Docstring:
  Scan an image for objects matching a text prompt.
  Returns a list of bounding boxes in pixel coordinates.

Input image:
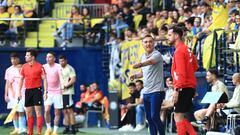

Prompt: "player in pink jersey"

[4,53,27,135]
[43,52,63,135]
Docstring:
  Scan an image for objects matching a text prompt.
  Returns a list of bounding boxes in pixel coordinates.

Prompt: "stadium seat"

[91,18,104,28]
[25,38,38,48]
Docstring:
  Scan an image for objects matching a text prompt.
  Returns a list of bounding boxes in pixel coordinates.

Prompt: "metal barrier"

[55,4,109,18]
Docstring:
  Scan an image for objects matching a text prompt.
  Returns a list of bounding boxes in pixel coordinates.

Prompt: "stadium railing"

[55,4,109,18]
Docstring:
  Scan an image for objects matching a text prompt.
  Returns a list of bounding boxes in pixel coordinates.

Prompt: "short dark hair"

[58,55,67,60]
[47,51,56,57]
[160,24,168,32]
[10,52,20,58]
[169,25,184,38]
[27,48,38,58]
[185,17,195,26]
[208,68,218,78]
[128,82,136,87]
[135,80,143,85]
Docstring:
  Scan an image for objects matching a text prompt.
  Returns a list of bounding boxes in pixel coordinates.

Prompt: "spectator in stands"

[226,10,239,32]
[155,24,168,42]
[21,0,37,18]
[122,5,134,28]
[172,10,179,22]
[221,73,240,113]
[153,10,161,28]
[5,5,24,47]
[133,80,145,132]
[196,16,212,38]
[184,17,195,36]
[124,28,133,41]
[53,5,83,47]
[192,68,229,130]
[82,7,90,21]
[191,4,198,17]
[119,82,139,132]
[133,0,150,27]
[228,0,239,15]
[160,77,174,123]
[7,0,21,14]
[204,0,229,31]
[183,7,192,21]
[177,7,185,22]
[0,5,9,45]
[192,17,202,36]
[114,12,129,38]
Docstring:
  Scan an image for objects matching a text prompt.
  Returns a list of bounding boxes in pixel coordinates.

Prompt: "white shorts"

[44,94,63,109]
[7,98,25,112]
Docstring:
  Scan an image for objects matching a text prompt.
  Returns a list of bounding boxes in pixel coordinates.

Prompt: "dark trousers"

[143,91,165,135]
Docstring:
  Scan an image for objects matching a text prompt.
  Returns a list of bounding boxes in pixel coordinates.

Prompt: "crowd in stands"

[0,0,37,47]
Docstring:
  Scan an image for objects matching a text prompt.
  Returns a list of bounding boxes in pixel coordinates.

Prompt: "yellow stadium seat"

[27,32,37,38]
[91,18,104,28]
[133,14,143,30]
[39,38,55,48]
[25,38,38,48]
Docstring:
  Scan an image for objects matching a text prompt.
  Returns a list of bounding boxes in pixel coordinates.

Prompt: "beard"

[168,40,175,46]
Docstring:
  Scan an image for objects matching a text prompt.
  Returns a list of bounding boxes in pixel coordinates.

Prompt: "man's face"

[167,29,177,46]
[46,53,55,65]
[59,58,67,67]
[136,82,143,91]
[142,36,154,54]
[92,83,98,90]
[128,86,135,93]
[166,78,173,89]
[25,52,32,62]
[11,57,20,66]
[206,71,214,83]
[194,18,201,27]
[80,85,86,92]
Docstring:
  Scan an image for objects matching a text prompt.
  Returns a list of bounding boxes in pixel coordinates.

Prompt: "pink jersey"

[5,65,25,98]
[43,63,62,95]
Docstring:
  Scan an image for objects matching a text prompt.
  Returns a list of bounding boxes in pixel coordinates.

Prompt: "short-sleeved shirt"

[43,63,62,95]
[20,62,45,89]
[211,80,229,97]
[5,65,25,97]
[165,88,174,101]
[130,90,140,104]
[61,64,76,95]
[141,50,164,94]
[140,89,145,99]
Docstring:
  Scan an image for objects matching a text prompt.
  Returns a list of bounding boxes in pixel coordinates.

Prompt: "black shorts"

[174,88,195,113]
[25,87,43,107]
[63,95,74,109]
